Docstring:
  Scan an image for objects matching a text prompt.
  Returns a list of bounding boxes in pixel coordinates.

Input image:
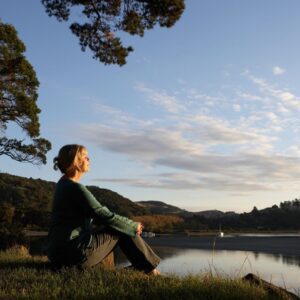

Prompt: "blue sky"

[1,0,300,213]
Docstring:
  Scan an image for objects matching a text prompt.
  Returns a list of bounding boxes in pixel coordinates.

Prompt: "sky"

[1,0,300,213]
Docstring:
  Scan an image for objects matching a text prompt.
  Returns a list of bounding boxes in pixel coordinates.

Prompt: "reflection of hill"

[114,244,182,266]
[151,246,185,260]
[252,251,300,267]
[256,252,300,267]
[281,255,300,267]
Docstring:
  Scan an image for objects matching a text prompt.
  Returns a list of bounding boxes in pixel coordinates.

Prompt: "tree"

[251,206,259,215]
[42,0,185,66]
[133,214,183,232]
[0,22,51,164]
[0,201,15,225]
[0,201,28,250]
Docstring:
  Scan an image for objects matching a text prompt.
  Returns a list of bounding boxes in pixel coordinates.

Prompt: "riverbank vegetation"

[0,247,293,300]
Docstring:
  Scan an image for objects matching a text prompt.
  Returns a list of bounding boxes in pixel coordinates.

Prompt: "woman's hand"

[136,222,144,235]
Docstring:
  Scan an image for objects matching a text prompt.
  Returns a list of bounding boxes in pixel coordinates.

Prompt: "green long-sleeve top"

[48,178,138,255]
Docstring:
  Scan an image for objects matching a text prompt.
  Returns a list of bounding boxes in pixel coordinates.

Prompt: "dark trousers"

[81,230,160,272]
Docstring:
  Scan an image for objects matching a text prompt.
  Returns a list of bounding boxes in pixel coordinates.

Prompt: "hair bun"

[53,156,59,171]
[53,144,86,175]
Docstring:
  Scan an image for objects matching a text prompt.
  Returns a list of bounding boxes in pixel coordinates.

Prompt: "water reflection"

[246,251,300,267]
[28,236,300,291]
[115,247,300,291]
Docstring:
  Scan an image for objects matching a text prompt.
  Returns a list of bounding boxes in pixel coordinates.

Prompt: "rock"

[243,273,299,300]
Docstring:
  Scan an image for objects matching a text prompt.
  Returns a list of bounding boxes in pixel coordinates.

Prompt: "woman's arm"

[77,183,138,237]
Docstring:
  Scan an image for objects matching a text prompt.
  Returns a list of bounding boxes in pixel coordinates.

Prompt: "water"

[29,234,300,293]
[233,233,300,237]
[116,246,300,293]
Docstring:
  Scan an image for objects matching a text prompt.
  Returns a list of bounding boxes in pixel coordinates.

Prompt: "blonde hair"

[53,144,87,176]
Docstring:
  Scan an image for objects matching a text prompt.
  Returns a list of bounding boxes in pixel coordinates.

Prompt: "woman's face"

[80,148,90,173]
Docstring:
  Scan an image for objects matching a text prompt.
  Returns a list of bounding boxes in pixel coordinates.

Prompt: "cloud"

[189,114,271,146]
[74,71,300,194]
[78,110,273,160]
[135,83,184,113]
[235,90,266,102]
[75,115,300,193]
[233,104,241,112]
[78,123,205,160]
[93,175,272,191]
[246,73,300,111]
[272,66,286,76]
[286,146,300,156]
[154,153,300,180]
[93,155,300,192]
[92,102,134,124]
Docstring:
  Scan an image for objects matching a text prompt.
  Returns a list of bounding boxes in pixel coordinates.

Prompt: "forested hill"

[136,200,300,231]
[137,201,238,219]
[0,172,148,230]
[137,200,191,216]
[1,172,300,233]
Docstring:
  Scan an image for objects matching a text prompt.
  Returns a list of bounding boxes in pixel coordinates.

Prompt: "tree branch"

[89,0,102,20]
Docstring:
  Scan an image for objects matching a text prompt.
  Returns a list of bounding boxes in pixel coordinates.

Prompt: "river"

[115,234,300,293]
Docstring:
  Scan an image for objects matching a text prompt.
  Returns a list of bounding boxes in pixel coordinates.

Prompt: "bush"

[0,226,28,251]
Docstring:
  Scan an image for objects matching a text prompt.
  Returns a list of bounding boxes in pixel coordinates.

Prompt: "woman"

[47,144,160,274]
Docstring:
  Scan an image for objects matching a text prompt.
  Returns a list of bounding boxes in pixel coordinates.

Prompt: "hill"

[137,199,300,232]
[194,210,239,219]
[0,172,148,230]
[1,172,300,233]
[136,201,238,219]
[137,200,191,216]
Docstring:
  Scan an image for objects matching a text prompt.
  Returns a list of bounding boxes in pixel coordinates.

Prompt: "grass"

[0,247,295,300]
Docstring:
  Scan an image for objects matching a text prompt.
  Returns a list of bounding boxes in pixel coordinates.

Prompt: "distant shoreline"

[147,235,300,257]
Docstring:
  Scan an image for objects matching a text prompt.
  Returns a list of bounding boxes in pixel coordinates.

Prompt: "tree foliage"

[41,0,185,65]
[0,201,28,250]
[0,22,51,164]
[0,201,15,225]
[133,214,183,233]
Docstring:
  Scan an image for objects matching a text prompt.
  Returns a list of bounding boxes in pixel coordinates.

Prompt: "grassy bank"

[0,248,295,300]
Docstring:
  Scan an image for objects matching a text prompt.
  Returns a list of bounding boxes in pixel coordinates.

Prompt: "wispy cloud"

[93,154,300,192]
[135,83,184,113]
[247,72,300,111]
[74,70,300,194]
[233,104,241,112]
[77,123,205,160]
[272,66,286,76]
[235,90,266,102]
[93,174,272,191]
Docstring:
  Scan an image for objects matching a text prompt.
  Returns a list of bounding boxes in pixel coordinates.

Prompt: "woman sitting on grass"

[47,144,160,274]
